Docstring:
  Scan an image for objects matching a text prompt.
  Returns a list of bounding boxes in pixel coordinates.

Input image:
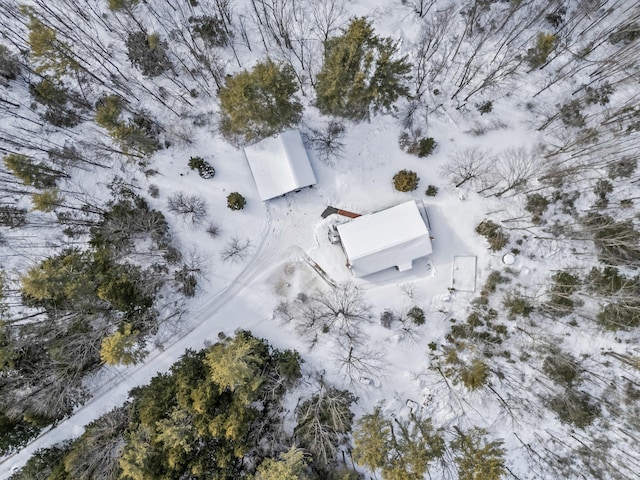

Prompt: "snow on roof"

[336,200,433,278]
[243,129,317,201]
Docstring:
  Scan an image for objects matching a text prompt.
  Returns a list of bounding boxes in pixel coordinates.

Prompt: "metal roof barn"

[243,129,317,201]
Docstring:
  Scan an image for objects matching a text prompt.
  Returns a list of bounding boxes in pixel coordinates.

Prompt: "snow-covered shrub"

[502,292,533,319]
[475,100,493,114]
[559,100,586,127]
[0,206,27,228]
[399,130,437,157]
[425,185,438,196]
[607,157,636,179]
[584,82,614,106]
[548,390,600,428]
[206,222,221,237]
[174,265,198,297]
[608,22,640,45]
[526,33,557,69]
[593,179,613,208]
[380,310,395,328]
[393,169,419,192]
[545,271,581,317]
[407,306,426,325]
[126,32,171,77]
[525,193,549,223]
[226,192,246,211]
[30,78,80,128]
[189,15,230,48]
[542,348,581,386]
[0,44,19,82]
[188,156,215,179]
[475,220,509,251]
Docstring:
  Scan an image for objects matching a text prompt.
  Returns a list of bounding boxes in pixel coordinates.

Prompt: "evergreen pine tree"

[353,408,445,480]
[20,249,94,306]
[31,188,61,212]
[3,153,60,189]
[100,323,145,366]
[255,446,310,480]
[205,332,267,402]
[451,428,506,480]
[218,59,303,144]
[315,17,410,121]
[352,406,391,472]
[25,12,78,76]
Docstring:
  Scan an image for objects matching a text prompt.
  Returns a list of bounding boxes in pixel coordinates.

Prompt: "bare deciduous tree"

[295,384,354,465]
[220,236,252,263]
[492,147,538,197]
[441,147,492,189]
[63,404,130,480]
[167,193,208,225]
[310,0,345,42]
[303,283,371,340]
[333,336,385,385]
[306,120,346,165]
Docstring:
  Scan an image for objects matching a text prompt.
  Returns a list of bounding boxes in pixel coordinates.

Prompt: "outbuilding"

[336,200,433,278]
[243,129,317,201]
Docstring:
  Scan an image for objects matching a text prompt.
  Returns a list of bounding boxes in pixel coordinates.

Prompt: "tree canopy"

[218,59,303,144]
[315,17,411,121]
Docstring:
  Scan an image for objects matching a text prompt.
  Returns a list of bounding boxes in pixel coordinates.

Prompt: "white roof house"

[336,201,433,278]
[243,129,317,201]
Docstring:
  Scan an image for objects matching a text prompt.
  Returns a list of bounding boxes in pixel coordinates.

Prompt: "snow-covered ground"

[2,0,640,478]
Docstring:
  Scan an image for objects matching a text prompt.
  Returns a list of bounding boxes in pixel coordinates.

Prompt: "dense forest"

[1,0,639,479]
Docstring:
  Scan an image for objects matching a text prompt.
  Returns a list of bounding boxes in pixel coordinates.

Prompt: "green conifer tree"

[205,332,267,402]
[315,17,411,121]
[526,33,558,69]
[451,428,506,480]
[255,446,309,480]
[353,408,444,480]
[218,59,303,144]
[100,323,145,366]
[31,188,62,212]
[352,406,391,472]
[3,153,61,189]
[20,249,94,305]
[25,12,78,76]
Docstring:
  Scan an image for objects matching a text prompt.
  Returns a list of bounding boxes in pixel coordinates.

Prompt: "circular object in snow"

[502,253,515,265]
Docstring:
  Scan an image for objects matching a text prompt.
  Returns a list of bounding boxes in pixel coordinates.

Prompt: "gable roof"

[336,201,433,277]
[243,129,317,201]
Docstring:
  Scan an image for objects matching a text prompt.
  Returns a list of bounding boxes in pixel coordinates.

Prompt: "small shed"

[243,129,317,201]
[337,201,433,278]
